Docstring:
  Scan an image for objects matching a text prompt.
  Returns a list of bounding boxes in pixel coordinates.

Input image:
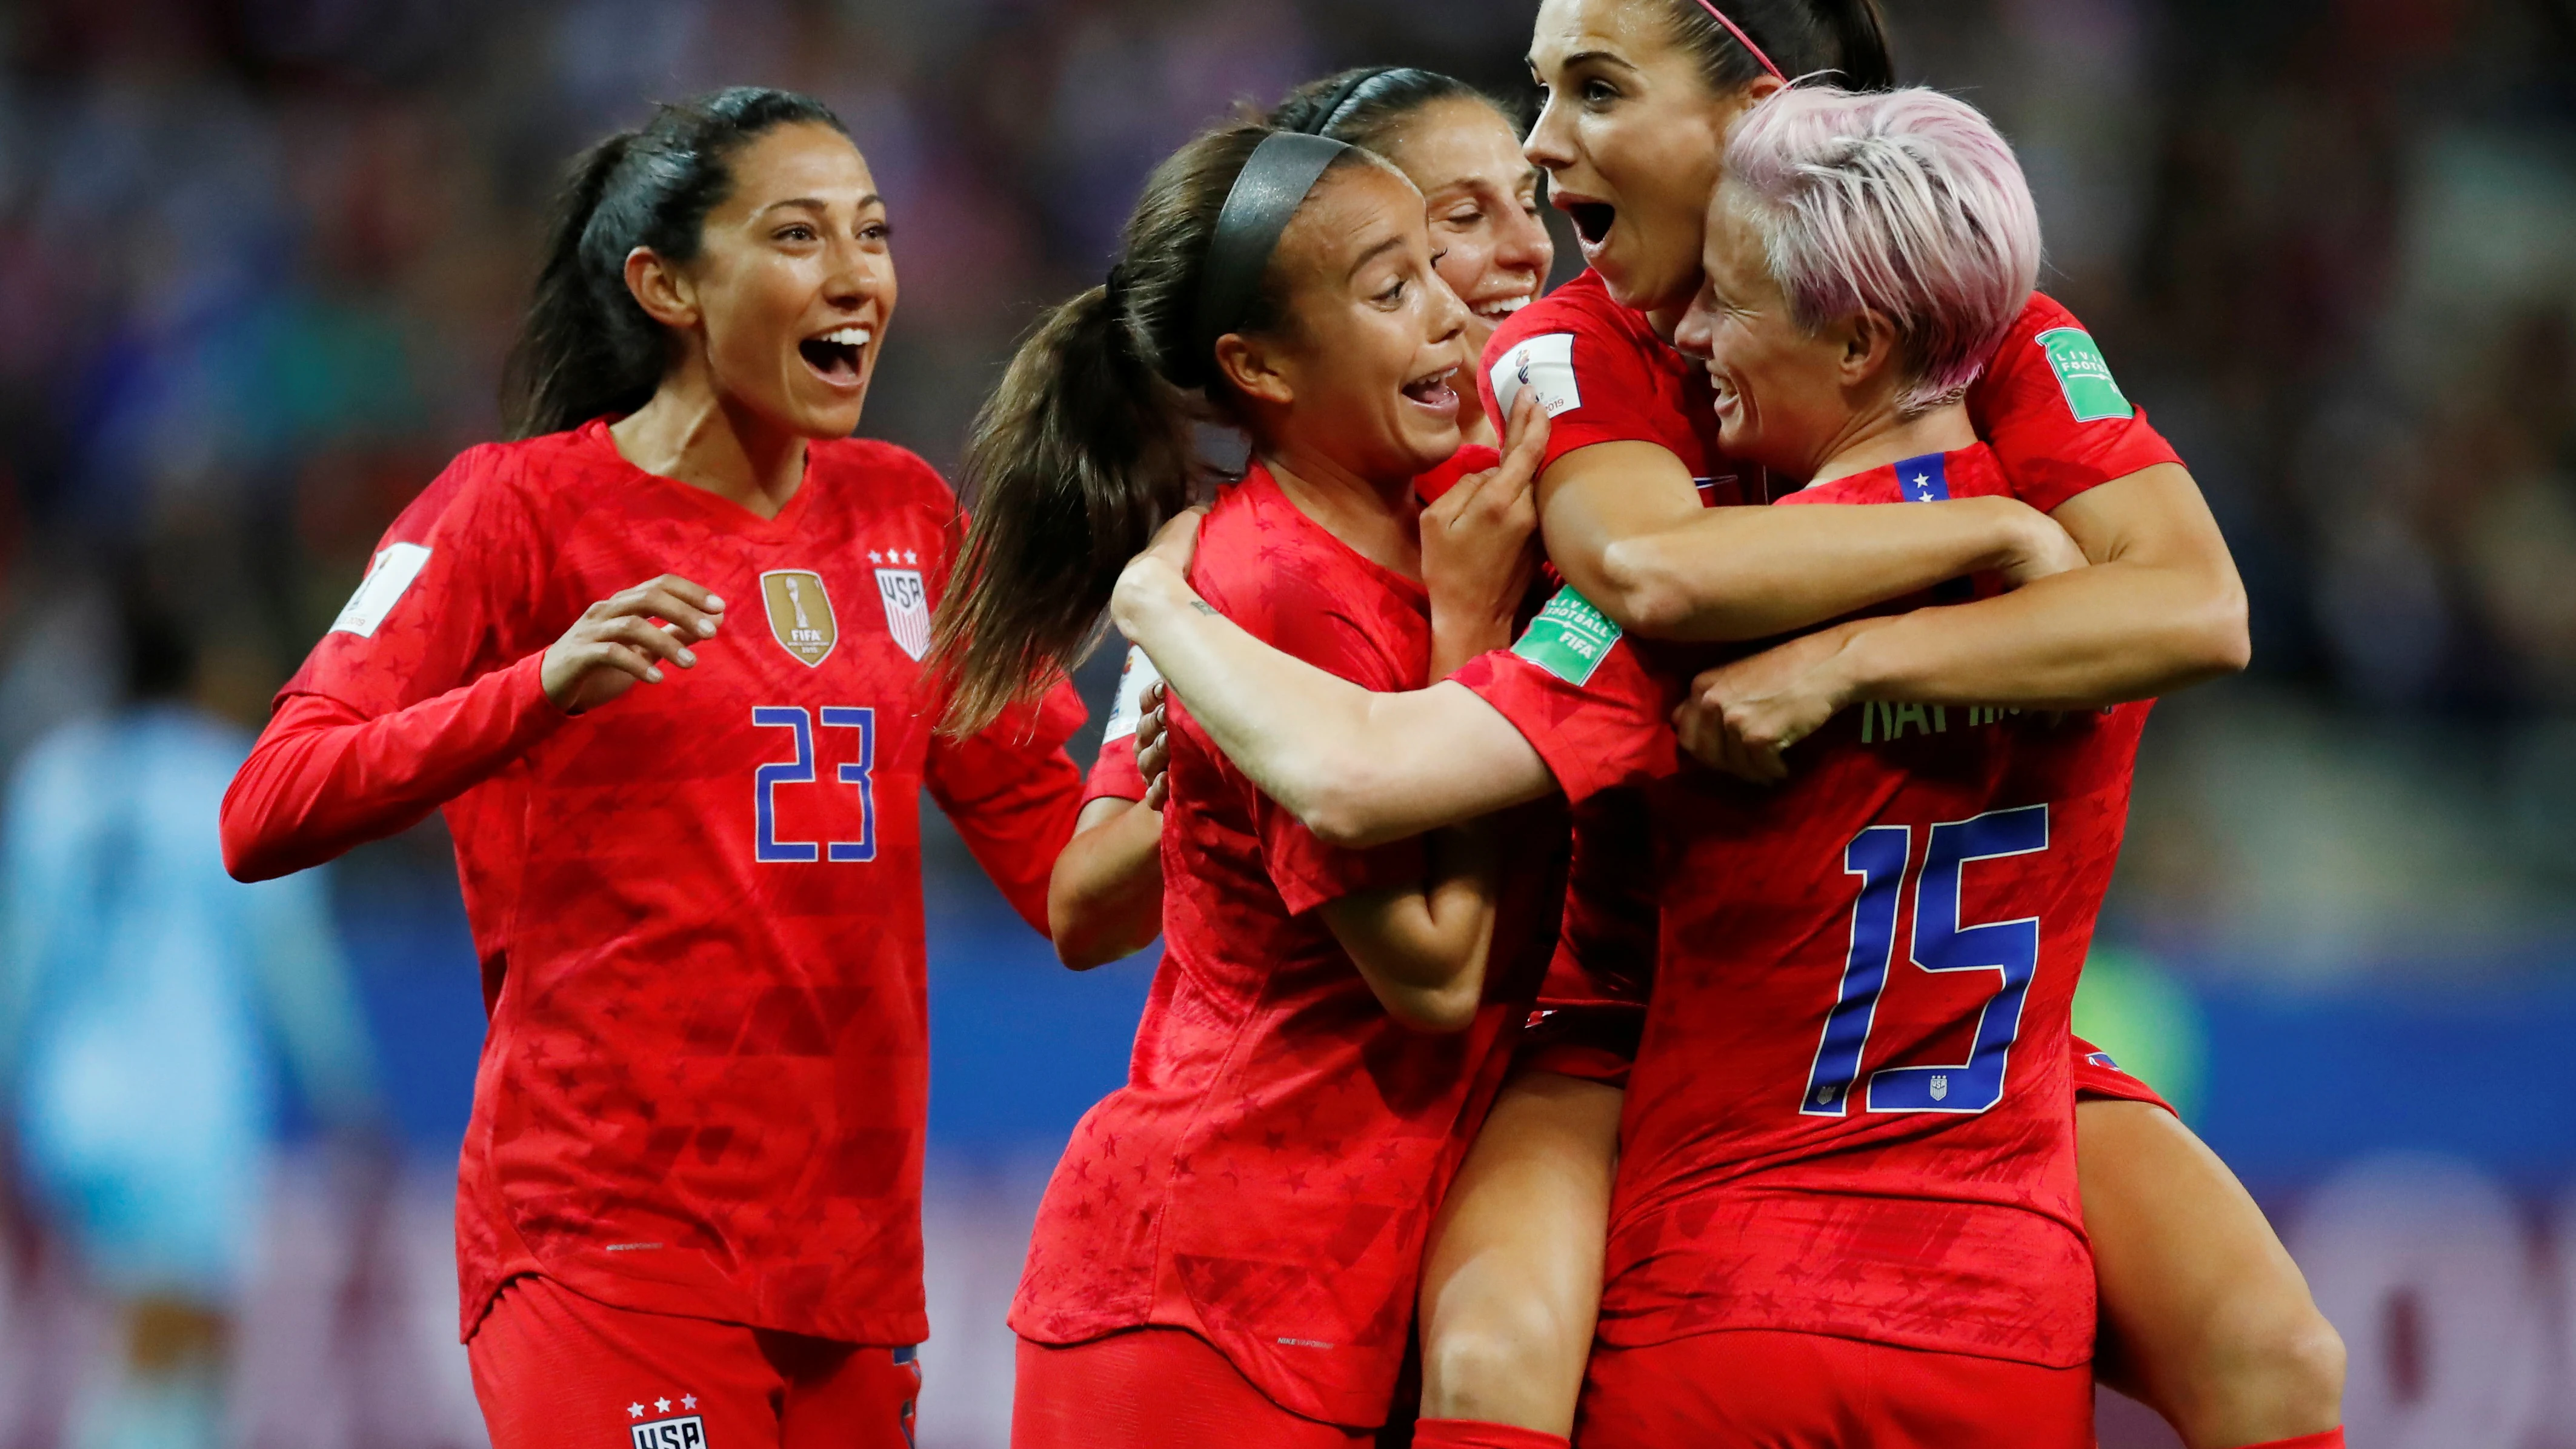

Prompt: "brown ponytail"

[930,121,1366,736]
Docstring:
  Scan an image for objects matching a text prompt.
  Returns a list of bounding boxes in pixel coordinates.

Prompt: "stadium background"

[0,0,2569,1444]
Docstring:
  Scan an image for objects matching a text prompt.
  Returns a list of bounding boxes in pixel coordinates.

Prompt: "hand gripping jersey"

[223,421,1086,1345]
[1013,459,1562,1429]
[1477,272,2184,1112]
[1454,442,2148,1368]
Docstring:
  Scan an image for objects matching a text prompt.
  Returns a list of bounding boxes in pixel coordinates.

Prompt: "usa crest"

[874,567,930,661]
[760,570,839,667]
[630,1415,705,1449]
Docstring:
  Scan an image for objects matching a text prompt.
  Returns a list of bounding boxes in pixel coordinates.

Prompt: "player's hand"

[1134,679,1172,810]
[1421,390,1547,649]
[1672,622,1871,783]
[542,574,726,715]
[1999,507,2089,589]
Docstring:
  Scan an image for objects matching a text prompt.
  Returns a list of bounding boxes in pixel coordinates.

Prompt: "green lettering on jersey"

[1513,585,1622,685]
[2036,327,2135,423]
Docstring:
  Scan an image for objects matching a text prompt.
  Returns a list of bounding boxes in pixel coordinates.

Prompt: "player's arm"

[1111,503,1556,853]
[1317,823,1503,1033]
[221,574,725,881]
[1676,464,2249,776]
[1539,440,2078,642]
[1048,796,1162,970]
[926,683,1091,938]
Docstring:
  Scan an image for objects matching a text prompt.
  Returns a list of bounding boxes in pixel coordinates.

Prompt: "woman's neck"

[1260,444,1423,581]
[1456,371,1499,451]
[1804,398,1975,488]
[610,379,810,520]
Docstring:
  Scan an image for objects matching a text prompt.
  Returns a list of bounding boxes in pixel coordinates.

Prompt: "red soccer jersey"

[1477,269,2182,502]
[1011,462,1560,1428]
[1476,273,2181,1093]
[229,421,1085,1345]
[1453,442,2147,1370]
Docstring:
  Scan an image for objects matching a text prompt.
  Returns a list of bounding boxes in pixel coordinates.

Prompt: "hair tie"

[1691,0,1787,82]
[1190,132,1353,372]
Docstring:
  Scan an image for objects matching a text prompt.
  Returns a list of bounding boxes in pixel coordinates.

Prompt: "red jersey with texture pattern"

[247,421,1085,1345]
[1011,461,1559,1430]
[1454,443,2145,1368]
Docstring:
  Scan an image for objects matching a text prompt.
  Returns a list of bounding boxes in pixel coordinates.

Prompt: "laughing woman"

[220,89,1091,1449]
[928,121,1557,1447]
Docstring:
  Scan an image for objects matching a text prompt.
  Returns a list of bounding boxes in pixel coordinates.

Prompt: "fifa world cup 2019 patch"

[2035,327,2134,423]
[630,1414,706,1449]
[1513,585,1622,685]
[1488,332,1583,419]
[330,542,432,638]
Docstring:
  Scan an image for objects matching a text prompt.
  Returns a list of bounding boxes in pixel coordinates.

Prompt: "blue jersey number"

[753,705,878,864]
[1800,804,2049,1116]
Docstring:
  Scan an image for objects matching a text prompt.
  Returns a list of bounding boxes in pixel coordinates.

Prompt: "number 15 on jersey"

[1802,804,2049,1118]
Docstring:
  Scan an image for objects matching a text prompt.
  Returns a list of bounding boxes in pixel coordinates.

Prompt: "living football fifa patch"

[1488,331,1583,419]
[2035,327,2134,423]
[762,570,840,667]
[630,1414,706,1449]
[330,542,432,638]
[1513,585,1622,685]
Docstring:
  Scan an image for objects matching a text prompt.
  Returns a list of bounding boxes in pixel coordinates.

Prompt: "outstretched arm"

[1538,441,2078,642]
[1111,538,1553,851]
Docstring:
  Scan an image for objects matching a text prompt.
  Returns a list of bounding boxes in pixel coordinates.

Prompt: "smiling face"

[1523,0,1764,315]
[1220,160,1473,484]
[654,122,896,439]
[1376,96,1554,364]
[1672,180,1866,478]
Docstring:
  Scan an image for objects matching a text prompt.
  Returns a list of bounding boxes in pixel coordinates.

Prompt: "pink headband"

[1692,0,1786,82]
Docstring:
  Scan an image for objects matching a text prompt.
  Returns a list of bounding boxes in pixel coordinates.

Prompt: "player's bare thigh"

[1417,1069,1623,1433]
[2079,1098,2346,1448]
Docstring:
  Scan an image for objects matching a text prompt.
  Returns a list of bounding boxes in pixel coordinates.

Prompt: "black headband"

[1306,67,1406,138]
[1190,131,1353,370]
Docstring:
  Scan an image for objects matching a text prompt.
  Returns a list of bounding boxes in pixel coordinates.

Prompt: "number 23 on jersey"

[751,705,877,864]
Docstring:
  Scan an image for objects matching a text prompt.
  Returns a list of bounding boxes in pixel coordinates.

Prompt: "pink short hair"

[1723,85,2041,415]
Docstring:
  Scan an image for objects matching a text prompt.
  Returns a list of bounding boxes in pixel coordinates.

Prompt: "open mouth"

[1565,201,1616,247]
[1401,365,1461,414]
[798,325,872,384]
[1471,295,1534,322]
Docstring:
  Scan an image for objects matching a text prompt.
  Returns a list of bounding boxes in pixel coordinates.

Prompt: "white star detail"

[681,1395,697,1410]
[628,1403,645,1419]
[655,1397,672,1413]
[904,549,918,565]
[869,550,884,564]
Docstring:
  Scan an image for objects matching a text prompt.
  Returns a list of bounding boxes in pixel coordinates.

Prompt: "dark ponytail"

[930,122,1368,736]
[502,86,848,440]
[1267,65,1513,154]
[1660,0,1895,96]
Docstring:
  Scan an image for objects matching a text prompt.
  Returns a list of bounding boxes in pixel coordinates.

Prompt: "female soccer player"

[1402,4,2346,1447]
[927,121,1558,1448]
[1107,76,2338,1444]
[218,88,1091,1449]
[1044,66,1556,969]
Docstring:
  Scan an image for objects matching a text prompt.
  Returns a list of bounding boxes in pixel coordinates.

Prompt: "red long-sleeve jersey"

[224,420,1087,1345]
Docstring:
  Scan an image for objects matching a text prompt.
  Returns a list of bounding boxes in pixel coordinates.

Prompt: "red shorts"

[1575,1330,2092,1449]
[468,1274,919,1449]
[2068,1034,2175,1113]
[1013,1329,1374,1449]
